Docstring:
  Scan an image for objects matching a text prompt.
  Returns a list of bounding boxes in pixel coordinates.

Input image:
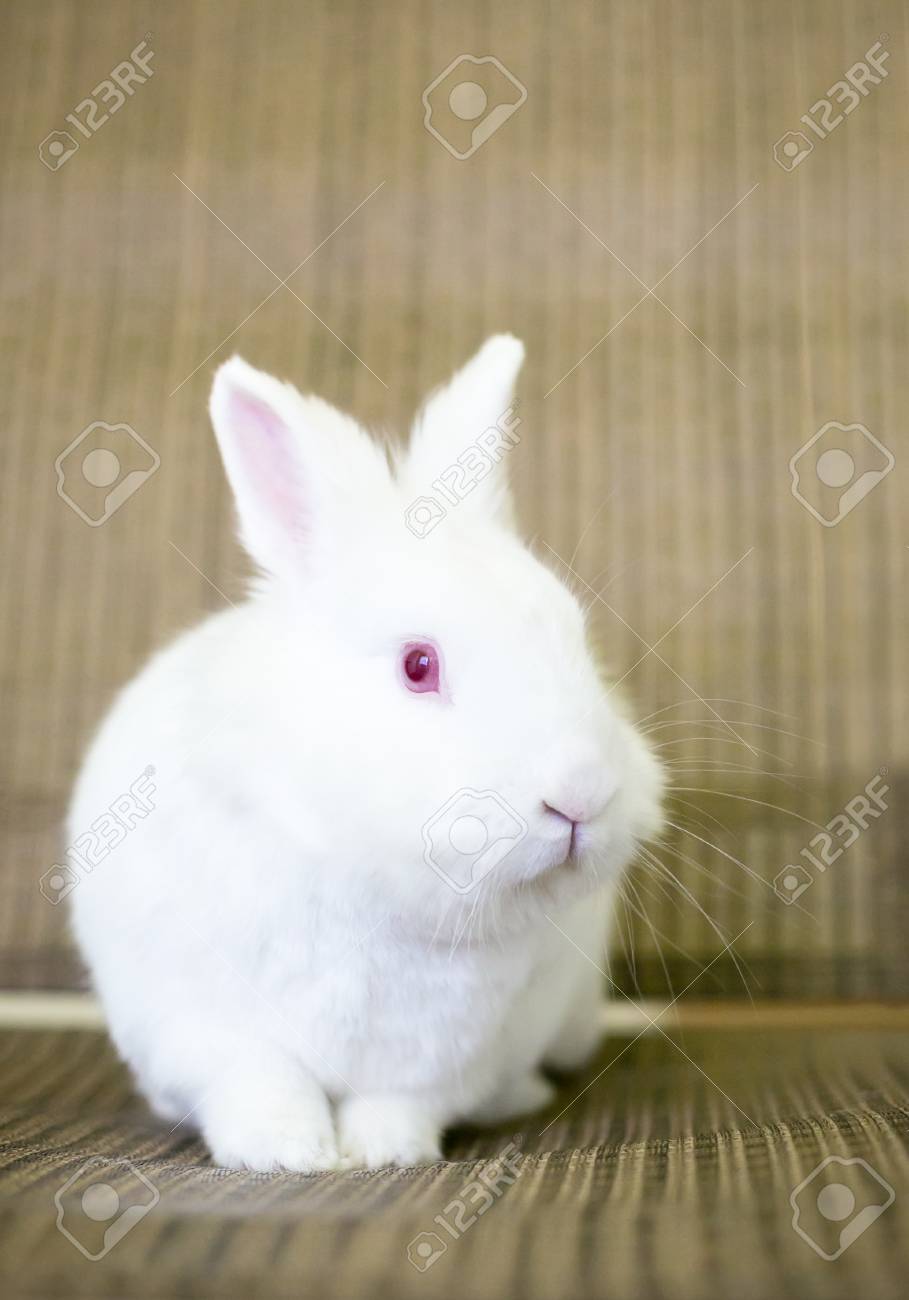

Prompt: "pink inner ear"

[229,389,307,542]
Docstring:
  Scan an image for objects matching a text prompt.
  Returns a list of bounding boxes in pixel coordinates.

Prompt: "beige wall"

[1,0,906,994]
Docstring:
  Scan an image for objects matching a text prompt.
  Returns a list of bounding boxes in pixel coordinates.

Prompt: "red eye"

[401,641,440,694]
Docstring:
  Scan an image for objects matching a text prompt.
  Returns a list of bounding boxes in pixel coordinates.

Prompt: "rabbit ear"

[209,356,388,577]
[405,335,525,528]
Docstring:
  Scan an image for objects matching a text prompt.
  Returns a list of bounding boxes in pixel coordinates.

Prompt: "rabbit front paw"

[200,1070,339,1173]
[469,1070,555,1124]
[543,995,606,1072]
[337,1095,443,1170]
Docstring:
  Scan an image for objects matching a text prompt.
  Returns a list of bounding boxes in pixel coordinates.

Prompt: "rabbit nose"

[543,770,619,826]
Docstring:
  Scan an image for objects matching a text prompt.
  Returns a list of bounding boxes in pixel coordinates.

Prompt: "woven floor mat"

[0,1024,906,1298]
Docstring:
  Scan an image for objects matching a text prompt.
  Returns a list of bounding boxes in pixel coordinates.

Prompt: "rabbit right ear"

[404,335,525,529]
[209,357,389,578]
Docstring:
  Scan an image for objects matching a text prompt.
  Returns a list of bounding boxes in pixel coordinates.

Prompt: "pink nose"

[543,771,619,826]
[543,801,578,827]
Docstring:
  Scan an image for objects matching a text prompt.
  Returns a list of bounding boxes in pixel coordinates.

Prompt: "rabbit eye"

[401,641,440,694]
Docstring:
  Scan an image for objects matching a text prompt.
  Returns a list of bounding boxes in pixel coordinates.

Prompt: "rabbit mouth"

[531,836,584,880]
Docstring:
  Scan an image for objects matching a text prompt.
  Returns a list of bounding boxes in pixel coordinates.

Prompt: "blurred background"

[1,0,906,1005]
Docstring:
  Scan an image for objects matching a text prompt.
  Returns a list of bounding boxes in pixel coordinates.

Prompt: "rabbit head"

[209,336,663,935]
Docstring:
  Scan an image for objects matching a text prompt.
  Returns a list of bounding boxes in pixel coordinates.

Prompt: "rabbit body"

[68,338,662,1171]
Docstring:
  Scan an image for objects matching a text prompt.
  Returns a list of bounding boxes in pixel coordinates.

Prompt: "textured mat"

[1,0,908,994]
[0,1024,907,1298]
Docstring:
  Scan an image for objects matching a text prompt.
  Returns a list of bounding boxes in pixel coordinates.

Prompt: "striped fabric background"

[1,0,907,995]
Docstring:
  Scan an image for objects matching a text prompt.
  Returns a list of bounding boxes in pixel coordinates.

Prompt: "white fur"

[68,337,663,1172]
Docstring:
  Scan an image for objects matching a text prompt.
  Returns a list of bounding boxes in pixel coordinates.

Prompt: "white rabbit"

[67,336,664,1172]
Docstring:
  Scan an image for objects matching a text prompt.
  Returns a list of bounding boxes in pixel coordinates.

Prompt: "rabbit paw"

[201,1077,339,1173]
[470,1071,555,1124]
[543,1000,606,1072]
[337,1096,442,1169]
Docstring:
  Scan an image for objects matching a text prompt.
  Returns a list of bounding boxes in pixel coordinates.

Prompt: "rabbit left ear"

[404,335,525,528]
[209,356,392,578]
